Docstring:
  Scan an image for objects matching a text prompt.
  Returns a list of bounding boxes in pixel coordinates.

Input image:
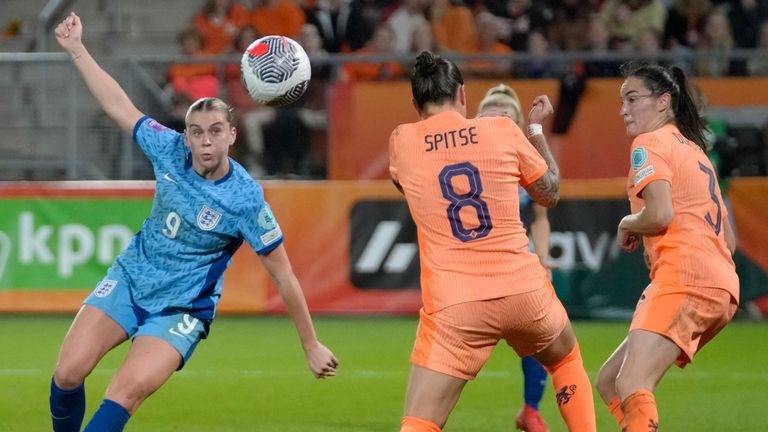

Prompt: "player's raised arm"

[524,95,560,208]
[259,244,339,378]
[54,12,143,133]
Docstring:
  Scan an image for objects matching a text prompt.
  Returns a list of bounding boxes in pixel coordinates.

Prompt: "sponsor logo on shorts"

[94,279,118,297]
[169,313,199,338]
[197,205,221,231]
[631,147,648,170]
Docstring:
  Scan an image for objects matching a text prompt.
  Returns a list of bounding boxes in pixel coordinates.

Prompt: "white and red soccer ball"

[240,35,311,106]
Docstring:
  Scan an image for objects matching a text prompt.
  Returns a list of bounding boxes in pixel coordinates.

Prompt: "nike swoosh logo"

[163,173,177,184]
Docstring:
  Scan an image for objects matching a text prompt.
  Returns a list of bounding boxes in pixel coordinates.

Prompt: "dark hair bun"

[414,51,438,77]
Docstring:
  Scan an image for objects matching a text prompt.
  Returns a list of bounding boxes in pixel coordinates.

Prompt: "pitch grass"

[1,315,765,431]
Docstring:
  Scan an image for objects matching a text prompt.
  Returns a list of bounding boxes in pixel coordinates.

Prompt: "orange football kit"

[626,123,739,366]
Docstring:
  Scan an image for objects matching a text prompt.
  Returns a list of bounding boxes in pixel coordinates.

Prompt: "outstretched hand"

[54,12,83,55]
[303,341,339,379]
[528,95,554,125]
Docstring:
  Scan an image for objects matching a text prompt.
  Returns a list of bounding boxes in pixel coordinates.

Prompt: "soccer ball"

[240,35,311,106]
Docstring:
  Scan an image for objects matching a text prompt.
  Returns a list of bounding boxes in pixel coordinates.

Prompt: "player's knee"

[53,361,89,389]
[595,365,617,401]
[105,379,156,414]
[614,370,651,400]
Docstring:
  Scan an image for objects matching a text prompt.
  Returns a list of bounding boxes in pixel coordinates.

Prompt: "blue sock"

[83,399,130,432]
[521,356,548,410]
[50,377,85,432]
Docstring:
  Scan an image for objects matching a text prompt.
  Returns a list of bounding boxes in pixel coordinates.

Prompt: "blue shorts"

[83,266,209,369]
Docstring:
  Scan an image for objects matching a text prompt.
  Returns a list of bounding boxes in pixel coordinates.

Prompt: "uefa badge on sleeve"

[197,205,222,231]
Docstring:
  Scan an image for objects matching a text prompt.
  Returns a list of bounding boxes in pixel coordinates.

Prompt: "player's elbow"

[647,205,674,231]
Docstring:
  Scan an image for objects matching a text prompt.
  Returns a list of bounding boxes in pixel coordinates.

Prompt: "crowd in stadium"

[159,0,767,177]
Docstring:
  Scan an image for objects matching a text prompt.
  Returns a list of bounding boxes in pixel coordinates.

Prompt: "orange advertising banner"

[328,77,768,181]
[2,179,766,314]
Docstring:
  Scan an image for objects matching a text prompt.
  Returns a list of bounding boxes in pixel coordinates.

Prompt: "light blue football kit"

[84,116,283,363]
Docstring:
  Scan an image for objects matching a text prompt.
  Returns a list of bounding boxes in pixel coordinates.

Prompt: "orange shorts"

[630,283,737,367]
[410,281,568,380]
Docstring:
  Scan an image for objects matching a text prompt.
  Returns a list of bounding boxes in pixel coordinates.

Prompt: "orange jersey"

[389,110,548,313]
[627,123,739,300]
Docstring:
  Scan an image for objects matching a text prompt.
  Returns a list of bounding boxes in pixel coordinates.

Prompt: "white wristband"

[527,123,543,138]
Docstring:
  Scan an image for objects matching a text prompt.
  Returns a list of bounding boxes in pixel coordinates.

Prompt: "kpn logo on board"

[0,211,134,285]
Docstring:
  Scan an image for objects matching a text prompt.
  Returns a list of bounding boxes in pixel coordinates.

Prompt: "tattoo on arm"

[524,134,560,208]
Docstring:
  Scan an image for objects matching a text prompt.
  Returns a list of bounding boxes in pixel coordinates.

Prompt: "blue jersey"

[112,116,283,321]
[519,186,533,230]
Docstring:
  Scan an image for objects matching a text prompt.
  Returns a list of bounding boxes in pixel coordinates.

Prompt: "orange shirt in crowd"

[431,5,479,53]
[341,47,404,81]
[389,110,548,313]
[466,41,512,76]
[627,123,739,301]
[193,3,250,54]
[250,0,306,39]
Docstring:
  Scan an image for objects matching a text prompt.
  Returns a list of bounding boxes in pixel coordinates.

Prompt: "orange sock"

[401,416,441,432]
[543,342,596,432]
[621,390,658,432]
[607,396,625,426]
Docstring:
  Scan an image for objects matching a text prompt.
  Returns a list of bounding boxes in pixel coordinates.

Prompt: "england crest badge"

[197,205,222,231]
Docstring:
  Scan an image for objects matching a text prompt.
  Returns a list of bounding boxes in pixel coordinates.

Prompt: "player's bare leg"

[401,365,467,431]
[614,330,680,431]
[51,305,128,431]
[53,305,128,389]
[103,336,182,414]
[596,338,628,426]
[615,330,679,400]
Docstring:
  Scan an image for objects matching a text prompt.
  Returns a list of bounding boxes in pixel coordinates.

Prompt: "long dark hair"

[620,61,708,150]
[411,51,464,112]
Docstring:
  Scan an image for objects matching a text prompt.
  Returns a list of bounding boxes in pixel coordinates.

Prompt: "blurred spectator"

[167,27,220,100]
[410,20,440,53]
[224,25,272,175]
[547,0,595,51]
[384,0,428,53]
[163,92,195,134]
[636,28,663,55]
[2,16,21,37]
[225,23,328,178]
[465,12,513,78]
[581,14,623,77]
[514,30,568,78]
[430,0,479,53]
[305,0,373,52]
[599,0,667,49]
[193,0,250,54]
[481,0,554,51]
[298,23,333,79]
[341,23,404,80]
[663,0,713,49]
[249,0,306,39]
[725,0,768,48]
[747,20,768,75]
[695,9,746,76]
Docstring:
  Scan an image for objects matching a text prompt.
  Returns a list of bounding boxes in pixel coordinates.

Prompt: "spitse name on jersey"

[424,126,479,152]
